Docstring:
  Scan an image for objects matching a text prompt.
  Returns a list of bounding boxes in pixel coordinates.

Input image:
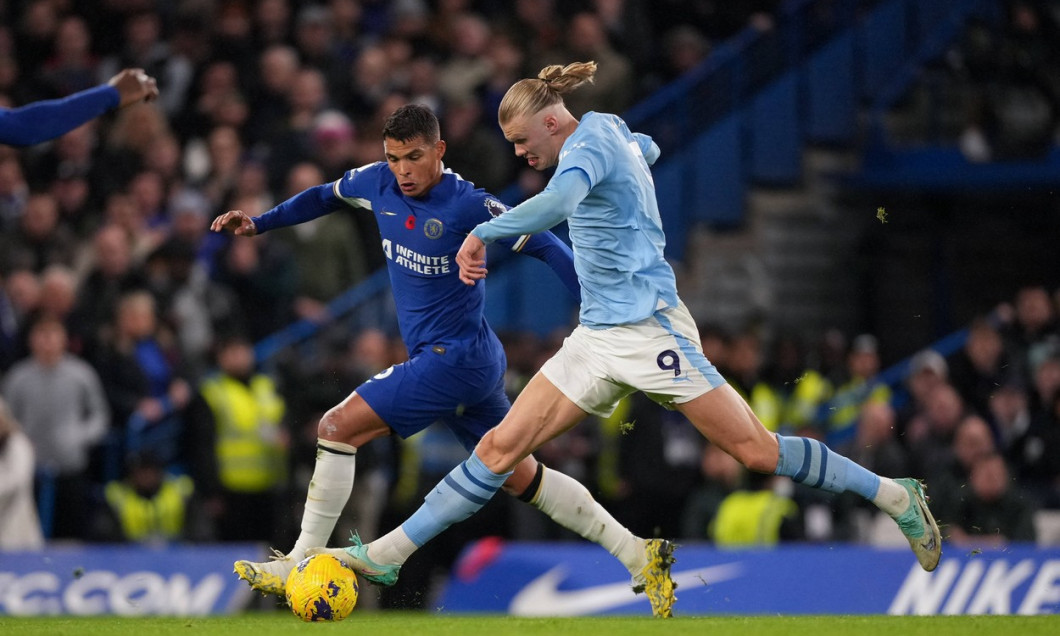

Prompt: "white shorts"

[540,301,725,418]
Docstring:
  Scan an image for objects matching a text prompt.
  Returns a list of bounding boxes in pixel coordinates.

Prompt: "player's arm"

[457,170,590,286]
[212,183,344,236]
[498,230,580,299]
[0,85,119,147]
[253,183,348,233]
[0,70,157,147]
[472,168,591,244]
[633,132,661,166]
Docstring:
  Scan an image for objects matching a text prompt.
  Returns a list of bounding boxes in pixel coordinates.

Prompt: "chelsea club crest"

[424,218,444,239]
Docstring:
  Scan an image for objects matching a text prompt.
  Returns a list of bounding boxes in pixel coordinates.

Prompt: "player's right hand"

[109,68,159,108]
[211,209,258,236]
[456,233,488,286]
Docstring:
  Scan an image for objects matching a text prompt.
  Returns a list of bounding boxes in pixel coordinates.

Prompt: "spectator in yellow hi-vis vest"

[726,330,783,433]
[186,334,288,543]
[822,334,891,453]
[710,472,801,547]
[96,452,200,544]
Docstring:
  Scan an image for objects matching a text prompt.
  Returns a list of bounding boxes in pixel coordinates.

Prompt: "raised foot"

[892,478,942,572]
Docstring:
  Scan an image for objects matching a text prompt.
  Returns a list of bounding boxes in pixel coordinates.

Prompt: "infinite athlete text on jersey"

[390,241,451,275]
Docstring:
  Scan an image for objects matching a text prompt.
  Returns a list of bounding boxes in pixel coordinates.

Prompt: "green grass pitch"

[0,613,1055,636]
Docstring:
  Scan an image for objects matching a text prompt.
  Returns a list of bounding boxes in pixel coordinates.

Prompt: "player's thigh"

[478,371,589,474]
[537,325,635,418]
[589,302,777,472]
[676,383,779,474]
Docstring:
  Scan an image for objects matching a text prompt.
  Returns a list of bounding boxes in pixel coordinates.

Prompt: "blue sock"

[401,452,512,547]
[774,435,880,500]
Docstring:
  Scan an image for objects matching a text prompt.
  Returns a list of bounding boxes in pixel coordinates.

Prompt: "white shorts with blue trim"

[540,301,725,418]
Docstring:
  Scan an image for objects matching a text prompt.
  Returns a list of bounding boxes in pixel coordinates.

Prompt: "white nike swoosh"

[508,562,744,616]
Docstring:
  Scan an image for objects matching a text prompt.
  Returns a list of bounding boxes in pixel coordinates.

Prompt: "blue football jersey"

[252,163,578,368]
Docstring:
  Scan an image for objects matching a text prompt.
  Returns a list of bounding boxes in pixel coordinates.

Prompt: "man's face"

[383,135,445,198]
[970,456,1007,502]
[30,322,67,366]
[218,342,254,378]
[503,111,557,171]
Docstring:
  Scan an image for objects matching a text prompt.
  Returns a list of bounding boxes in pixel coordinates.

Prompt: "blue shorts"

[355,351,510,452]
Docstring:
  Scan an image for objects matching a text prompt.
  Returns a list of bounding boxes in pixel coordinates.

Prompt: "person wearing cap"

[168,187,229,275]
[821,334,892,451]
[896,348,950,438]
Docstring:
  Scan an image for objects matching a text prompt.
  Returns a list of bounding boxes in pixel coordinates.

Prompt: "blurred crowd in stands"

[0,0,1058,609]
[955,1,1060,161]
[909,0,1060,161]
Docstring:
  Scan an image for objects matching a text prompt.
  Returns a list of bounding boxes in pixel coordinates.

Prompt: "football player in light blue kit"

[211,104,670,612]
[326,62,942,616]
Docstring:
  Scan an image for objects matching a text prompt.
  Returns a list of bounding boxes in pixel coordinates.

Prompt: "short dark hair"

[382,103,440,144]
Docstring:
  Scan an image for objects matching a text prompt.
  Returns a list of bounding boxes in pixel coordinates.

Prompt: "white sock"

[531,467,645,576]
[872,477,911,517]
[366,526,420,566]
[288,439,357,560]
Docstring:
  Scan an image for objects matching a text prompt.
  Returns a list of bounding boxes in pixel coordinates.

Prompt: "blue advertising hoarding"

[0,544,262,616]
[5,542,1058,616]
[438,541,1060,616]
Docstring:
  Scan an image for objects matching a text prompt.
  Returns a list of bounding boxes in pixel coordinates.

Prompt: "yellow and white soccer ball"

[285,554,359,621]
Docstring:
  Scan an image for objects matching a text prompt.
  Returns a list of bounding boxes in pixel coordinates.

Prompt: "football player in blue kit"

[324,62,943,618]
[212,104,673,613]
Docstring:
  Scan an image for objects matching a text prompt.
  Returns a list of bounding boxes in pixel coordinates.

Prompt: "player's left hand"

[456,233,487,286]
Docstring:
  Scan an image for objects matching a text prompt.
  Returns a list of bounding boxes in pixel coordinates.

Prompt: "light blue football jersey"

[556,112,679,328]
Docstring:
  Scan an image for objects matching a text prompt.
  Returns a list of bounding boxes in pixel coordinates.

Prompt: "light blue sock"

[401,452,512,547]
[774,434,880,500]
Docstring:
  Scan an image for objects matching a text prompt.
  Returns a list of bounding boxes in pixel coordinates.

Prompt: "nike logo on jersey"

[379,210,397,216]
